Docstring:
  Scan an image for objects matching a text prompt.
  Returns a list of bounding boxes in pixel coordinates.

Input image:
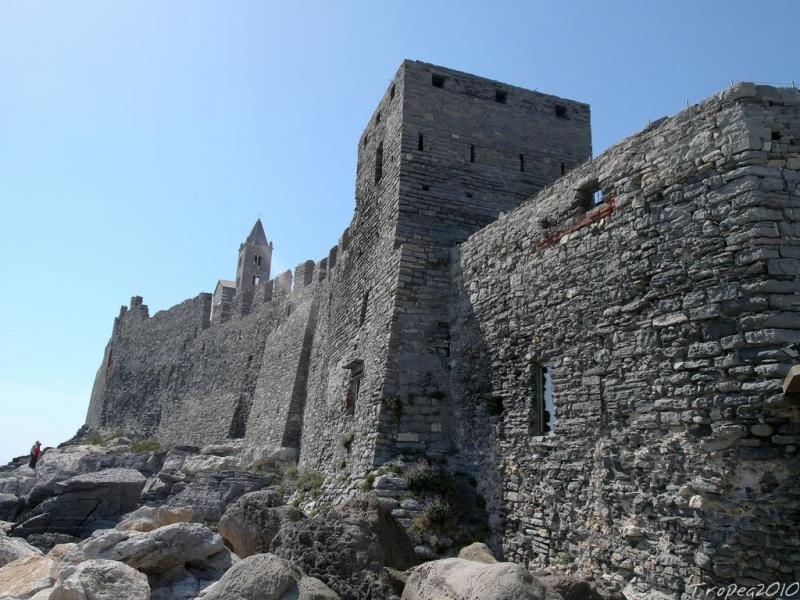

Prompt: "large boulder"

[0,554,58,599]
[164,471,267,523]
[116,505,195,532]
[457,542,498,564]
[270,507,399,600]
[13,469,146,538]
[537,574,606,600]
[49,559,150,600]
[401,558,549,600]
[339,494,417,571]
[200,553,340,600]
[0,493,23,522]
[75,522,233,577]
[0,535,42,568]
[219,491,301,558]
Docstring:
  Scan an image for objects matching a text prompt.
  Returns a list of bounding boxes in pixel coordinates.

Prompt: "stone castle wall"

[85,61,800,596]
[449,83,800,594]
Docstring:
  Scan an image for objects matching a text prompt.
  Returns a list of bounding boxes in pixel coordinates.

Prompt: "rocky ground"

[0,433,614,599]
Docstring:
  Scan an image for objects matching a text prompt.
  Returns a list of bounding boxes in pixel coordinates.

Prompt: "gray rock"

[164,471,267,523]
[49,559,150,600]
[219,491,300,558]
[401,558,548,600]
[0,493,23,521]
[0,554,58,599]
[78,522,233,577]
[201,553,300,600]
[14,469,146,538]
[0,534,42,568]
[299,576,341,600]
[537,574,605,600]
[457,542,498,564]
[339,494,417,570]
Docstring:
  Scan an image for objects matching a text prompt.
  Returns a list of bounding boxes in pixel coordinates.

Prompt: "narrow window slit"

[418,133,424,151]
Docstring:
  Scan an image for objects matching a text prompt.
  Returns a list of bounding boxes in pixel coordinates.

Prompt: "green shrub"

[422,497,453,526]
[361,472,376,492]
[405,460,453,495]
[131,439,160,453]
[295,470,325,494]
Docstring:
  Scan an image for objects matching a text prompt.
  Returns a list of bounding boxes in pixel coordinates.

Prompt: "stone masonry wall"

[87,271,321,448]
[449,84,800,596]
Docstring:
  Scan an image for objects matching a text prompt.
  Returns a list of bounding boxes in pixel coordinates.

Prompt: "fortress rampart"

[85,61,800,595]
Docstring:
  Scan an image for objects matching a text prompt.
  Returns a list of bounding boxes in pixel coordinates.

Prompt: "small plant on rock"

[130,438,160,453]
[361,471,376,492]
[340,431,355,453]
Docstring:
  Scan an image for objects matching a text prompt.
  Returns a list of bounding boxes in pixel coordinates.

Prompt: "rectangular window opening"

[422,184,430,191]
[376,111,381,124]
[772,130,782,141]
[495,90,507,103]
[560,162,566,176]
[555,104,568,119]
[578,180,604,210]
[432,74,445,88]
[519,154,525,172]
[359,290,369,326]
[252,275,260,285]
[374,142,383,183]
[253,254,262,266]
[470,145,475,163]
[418,133,424,151]
[390,84,396,99]
[532,364,556,435]
[344,361,364,414]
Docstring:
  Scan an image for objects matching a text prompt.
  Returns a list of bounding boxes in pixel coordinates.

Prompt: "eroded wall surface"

[450,84,800,594]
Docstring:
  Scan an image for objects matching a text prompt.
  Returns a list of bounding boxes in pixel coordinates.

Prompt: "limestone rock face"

[338,494,417,571]
[14,469,146,538]
[0,493,23,522]
[457,542,497,564]
[270,509,399,600]
[200,554,340,600]
[401,558,548,600]
[0,535,42,568]
[219,491,300,558]
[0,554,58,599]
[49,559,150,600]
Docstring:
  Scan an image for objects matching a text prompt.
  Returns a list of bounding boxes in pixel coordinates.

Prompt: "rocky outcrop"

[269,507,400,600]
[457,542,498,564]
[200,553,340,600]
[218,490,302,558]
[401,558,552,600]
[13,469,146,538]
[339,494,417,571]
[163,471,267,523]
[49,559,150,600]
[0,534,42,568]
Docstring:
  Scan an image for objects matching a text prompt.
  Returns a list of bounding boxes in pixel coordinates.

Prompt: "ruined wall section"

[377,61,592,461]
[87,267,321,448]
[450,84,800,595]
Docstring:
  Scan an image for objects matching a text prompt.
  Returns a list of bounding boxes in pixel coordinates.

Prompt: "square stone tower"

[299,60,591,470]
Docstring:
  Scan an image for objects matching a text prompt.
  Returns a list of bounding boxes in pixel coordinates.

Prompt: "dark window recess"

[344,361,364,414]
[359,290,369,325]
[465,192,473,198]
[470,145,475,163]
[422,184,430,191]
[560,162,566,176]
[432,73,445,88]
[519,154,525,172]
[375,142,383,183]
[578,180,603,209]
[487,396,504,416]
[363,134,368,147]
[253,254,262,266]
[252,275,260,285]
[495,89,507,103]
[532,364,556,434]
[772,130,782,141]
[376,111,381,124]
[247,355,253,363]
[418,133,424,151]
[390,84,396,99]
[555,104,568,119]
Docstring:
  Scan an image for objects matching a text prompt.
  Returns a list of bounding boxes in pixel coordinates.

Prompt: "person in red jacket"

[29,441,42,469]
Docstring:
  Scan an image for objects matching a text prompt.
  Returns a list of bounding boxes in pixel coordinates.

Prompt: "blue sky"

[0,0,797,464]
